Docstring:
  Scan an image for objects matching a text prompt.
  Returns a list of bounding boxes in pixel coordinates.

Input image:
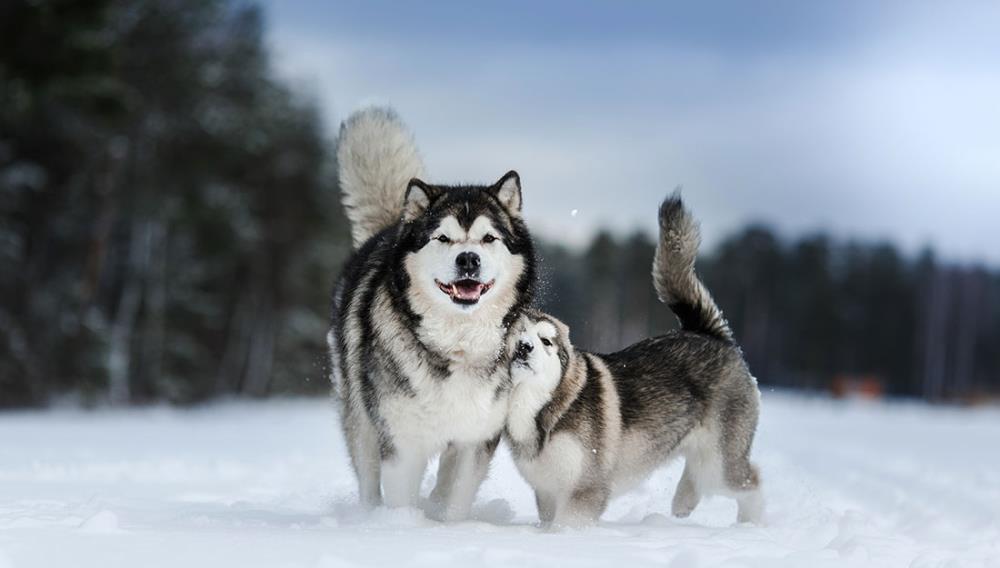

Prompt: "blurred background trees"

[1,0,997,408]
[545,229,1000,403]
[1,0,348,407]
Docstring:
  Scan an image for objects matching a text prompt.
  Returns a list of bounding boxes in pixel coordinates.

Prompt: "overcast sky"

[263,1,1000,264]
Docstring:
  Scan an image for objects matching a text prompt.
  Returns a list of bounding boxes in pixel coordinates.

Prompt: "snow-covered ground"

[0,393,997,568]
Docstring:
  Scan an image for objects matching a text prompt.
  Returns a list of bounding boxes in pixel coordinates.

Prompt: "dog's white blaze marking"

[467,216,496,241]
[432,216,500,244]
[433,216,465,242]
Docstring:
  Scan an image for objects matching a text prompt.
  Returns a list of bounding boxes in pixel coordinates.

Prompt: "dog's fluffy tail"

[652,193,733,342]
[337,107,426,247]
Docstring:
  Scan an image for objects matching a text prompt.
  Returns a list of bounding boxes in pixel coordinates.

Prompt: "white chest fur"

[416,307,508,364]
[381,365,508,454]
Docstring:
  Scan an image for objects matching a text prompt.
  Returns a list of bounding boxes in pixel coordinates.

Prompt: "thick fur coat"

[329,107,536,520]
[506,195,763,527]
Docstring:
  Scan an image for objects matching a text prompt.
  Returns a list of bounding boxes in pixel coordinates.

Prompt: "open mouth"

[435,278,495,305]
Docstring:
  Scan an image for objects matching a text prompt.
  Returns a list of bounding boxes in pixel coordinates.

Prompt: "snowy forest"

[2,0,999,409]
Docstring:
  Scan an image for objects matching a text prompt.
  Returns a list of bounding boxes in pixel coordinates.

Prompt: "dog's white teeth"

[451,284,459,296]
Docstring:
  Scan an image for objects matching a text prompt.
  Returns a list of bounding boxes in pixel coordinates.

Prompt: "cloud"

[264,1,1000,263]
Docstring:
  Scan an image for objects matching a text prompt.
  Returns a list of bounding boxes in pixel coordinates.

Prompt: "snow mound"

[78,510,123,534]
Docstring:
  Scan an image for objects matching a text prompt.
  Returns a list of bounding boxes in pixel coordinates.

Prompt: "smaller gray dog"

[505,194,763,527]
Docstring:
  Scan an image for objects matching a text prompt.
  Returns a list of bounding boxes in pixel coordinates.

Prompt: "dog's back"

[601,330,747,449]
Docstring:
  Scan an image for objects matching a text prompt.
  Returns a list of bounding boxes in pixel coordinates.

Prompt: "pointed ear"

[403,178,440,222]
[490,170,522,215]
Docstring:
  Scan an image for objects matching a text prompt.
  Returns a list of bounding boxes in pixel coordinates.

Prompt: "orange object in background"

[831,374,884,400]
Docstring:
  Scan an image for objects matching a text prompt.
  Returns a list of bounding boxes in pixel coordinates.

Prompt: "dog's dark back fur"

[600,332,748,451]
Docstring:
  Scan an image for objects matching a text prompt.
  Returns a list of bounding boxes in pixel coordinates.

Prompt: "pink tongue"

[454,282,483,300]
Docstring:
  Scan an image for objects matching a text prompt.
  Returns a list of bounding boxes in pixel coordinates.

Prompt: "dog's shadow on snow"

[326,496,518,529]
[170,491,750,533]
[173,495,519,532]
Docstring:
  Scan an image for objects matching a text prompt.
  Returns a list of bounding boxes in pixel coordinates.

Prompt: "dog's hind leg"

[671,460,702,518]
[535,491,558,527]
[344,402,382,508]
[428,443,459,506]
[720,393,764,523]
[558,483,609,527]
[437,435,500,521]
[735,477,763,524]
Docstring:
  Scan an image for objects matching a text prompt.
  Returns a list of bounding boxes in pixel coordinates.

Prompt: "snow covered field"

[1,393,997,568]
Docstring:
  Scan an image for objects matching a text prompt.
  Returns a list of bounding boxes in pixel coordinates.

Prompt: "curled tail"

[337,107,426,247]
[652,193,733,342]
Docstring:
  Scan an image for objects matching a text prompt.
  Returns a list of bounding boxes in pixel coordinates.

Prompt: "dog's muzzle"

[513,340,533,362]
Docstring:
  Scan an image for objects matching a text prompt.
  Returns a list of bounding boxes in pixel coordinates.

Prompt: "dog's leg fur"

[428,443,459,506]
[671,461,702,518]
[721,392,764,523]
[436,438,499,521]
[736,482,764,523]
[560,484,610,527]
[343,402,383,508]
[535,491,557,526]
[381,447,427,509]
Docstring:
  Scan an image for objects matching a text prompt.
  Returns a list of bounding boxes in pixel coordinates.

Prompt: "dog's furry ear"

[403,178,441,221]
[489,170,522,215]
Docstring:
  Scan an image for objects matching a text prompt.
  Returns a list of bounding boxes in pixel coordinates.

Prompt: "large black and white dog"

[329,108,536,520]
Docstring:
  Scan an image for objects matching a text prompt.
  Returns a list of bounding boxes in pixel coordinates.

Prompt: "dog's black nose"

[514,340,533,360]
[455,251,481,274]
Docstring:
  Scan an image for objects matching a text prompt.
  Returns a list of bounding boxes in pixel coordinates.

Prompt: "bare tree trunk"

[82,138,129,307]
[241,286,275,396]
[742,288,771,383]
[108,220,152,405]
[139,219,167,397]
[922,268,950,401]
[216,286,253,394]
[239,244,277,397]
[953,270,982,399]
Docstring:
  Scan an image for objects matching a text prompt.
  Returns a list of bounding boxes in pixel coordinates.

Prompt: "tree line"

[2,0,996,408]
[537,229,1000,402]
[1,0,349,407]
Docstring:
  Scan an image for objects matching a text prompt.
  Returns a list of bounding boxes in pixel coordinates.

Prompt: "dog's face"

[401,171,532,315]
[510,311,570,390]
